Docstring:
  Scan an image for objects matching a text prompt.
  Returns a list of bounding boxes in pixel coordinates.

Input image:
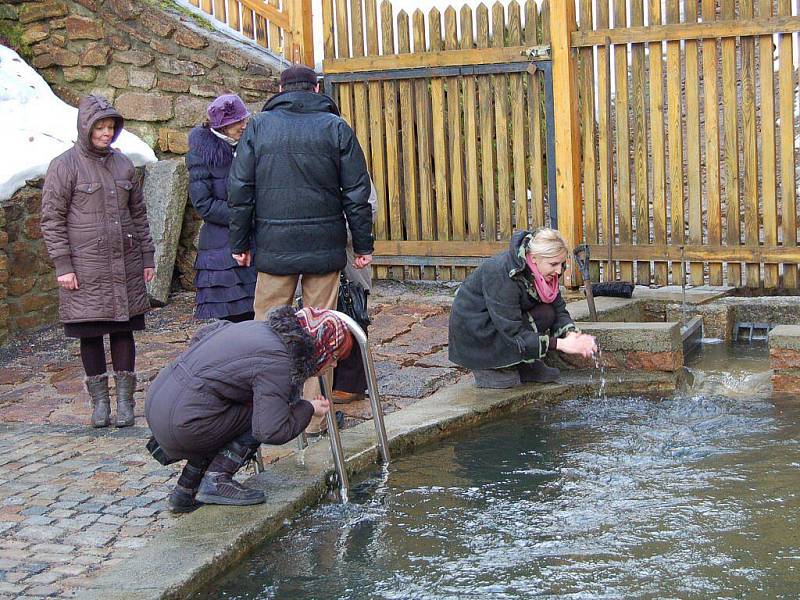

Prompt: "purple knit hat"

[207,94,250,130]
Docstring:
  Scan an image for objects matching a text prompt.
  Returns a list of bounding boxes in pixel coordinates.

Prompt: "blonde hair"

[526,228,569,259]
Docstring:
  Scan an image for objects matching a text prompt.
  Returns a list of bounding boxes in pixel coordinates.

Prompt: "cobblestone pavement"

[0,282,467,598]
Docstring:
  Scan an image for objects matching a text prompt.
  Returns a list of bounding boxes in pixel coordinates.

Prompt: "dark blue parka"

[187,125,256,319]
[227,91,374,275]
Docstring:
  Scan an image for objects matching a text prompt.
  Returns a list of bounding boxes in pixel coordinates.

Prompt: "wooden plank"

[666,0,684,285]
[398,10,420,279]
[649,0,667,285]
[201,0,213,13]
[237,0,290,29]
[586,244,800,263]
[255,14,268,49]
[525,0,545,229]
[630,0,650,285]
[595,0,614,281]
[323,44,535,73]
[684,0,703,285]
[351,0,371,173]
[226,0,240,32]
[577,0,598,283]
[476,5,496,241]
[461,6,481,243]
[572,16,800,47]
[759,0,779,288]
[365,0,388,281]
[381,1,403,280]
[322,0,335,60]
[213,0,226,22]
[445,7,466,280]
[412,10,435,280]
[241,5,255,41]
[492,2,513,240]
[740,0,760,287]
[549,0,582,287]
[778,0,797,288]
[721,0,741,286]
[701,0,722,285]
[508,1,528,236]
[428,8,450,280]
[268,0,281,55]
[188,0,199,7]
[335,0,354,128]
[613,0,633,283]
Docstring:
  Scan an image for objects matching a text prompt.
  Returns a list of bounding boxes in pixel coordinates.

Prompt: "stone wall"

[0,182,59,342]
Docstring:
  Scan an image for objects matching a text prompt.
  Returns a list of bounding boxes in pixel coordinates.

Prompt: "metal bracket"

[525,45,551,60]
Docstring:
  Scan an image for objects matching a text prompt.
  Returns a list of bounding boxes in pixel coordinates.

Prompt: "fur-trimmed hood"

[268,306,318,385]
[188,125,234,169]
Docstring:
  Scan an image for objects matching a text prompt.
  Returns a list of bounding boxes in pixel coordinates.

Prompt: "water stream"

[198,343,799,599]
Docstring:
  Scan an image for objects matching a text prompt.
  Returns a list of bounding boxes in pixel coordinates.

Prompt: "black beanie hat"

[280,64,318,87]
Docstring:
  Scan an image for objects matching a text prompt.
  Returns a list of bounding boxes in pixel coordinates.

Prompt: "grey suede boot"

[85,373,111,428]
[114,371,137,428]
[518,360,560,384]
[196,437,266,506]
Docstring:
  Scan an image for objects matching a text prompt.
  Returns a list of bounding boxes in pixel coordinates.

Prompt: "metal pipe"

[319,374,349,497]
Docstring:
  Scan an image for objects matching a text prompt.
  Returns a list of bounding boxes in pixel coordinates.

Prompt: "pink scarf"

[525,254,560,303]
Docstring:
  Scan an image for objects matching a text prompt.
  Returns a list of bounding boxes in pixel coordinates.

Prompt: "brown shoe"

[305,413,328,435]
[332,390,365,404]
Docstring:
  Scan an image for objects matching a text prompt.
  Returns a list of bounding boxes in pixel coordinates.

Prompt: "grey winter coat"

[448,231,578,370]
[144,307,316,460]
[40,95,155,323]
[227,90,374,275]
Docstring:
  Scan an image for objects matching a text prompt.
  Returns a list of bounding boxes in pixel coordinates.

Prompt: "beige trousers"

[253,271,340,432]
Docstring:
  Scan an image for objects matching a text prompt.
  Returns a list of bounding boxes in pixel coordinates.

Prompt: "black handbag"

[337,273,370,329]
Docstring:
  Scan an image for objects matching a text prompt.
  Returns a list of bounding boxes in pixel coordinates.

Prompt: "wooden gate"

[576,0,800,289]
[321,0,555,280]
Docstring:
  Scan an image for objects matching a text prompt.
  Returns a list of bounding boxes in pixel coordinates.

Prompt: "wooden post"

[289,0,315,66]
[549,2,582,287]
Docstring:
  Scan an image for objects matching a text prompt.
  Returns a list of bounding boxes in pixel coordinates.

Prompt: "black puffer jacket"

[227,91,374,275]
[448,231,578,370]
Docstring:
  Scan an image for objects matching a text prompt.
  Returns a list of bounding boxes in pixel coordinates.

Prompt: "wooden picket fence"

[577,0,800,288]
[186,0,314,65]
[321,0,554,281]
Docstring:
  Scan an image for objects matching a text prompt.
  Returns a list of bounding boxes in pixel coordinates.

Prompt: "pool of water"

[199,344,799,599]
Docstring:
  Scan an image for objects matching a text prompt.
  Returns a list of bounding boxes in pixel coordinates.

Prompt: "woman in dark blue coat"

[187,94,256,321]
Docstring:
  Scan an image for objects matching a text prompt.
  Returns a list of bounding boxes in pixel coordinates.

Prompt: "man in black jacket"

[228,64,373,432]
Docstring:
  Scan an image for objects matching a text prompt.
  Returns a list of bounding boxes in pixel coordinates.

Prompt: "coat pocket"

[115,179,133,205]
[72,182,102,209]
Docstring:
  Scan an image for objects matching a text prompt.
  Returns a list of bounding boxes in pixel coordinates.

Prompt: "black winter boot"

[86,373,111,428]
[196,437,266,506]
[114,371,137,428]
[168,459,210,514]
[518,360,560,384]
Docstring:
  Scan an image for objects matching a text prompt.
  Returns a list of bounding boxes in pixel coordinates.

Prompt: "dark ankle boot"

[114,371,137,428]
[518,360,560,384]
[86,373,111,428]
[196,438,266,506]
[168,460,210,514]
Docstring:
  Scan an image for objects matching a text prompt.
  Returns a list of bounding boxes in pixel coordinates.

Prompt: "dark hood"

[188,125,234,169]
[76,95,124,158]
[261,90,340,116]
[504,230,534,277]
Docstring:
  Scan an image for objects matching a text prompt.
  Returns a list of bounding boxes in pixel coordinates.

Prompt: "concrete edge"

[79,371,677,600]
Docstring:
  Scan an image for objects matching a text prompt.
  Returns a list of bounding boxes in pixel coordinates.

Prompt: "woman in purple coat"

[187,94,256,321]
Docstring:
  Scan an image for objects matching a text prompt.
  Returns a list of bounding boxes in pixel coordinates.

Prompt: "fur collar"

[268,306,318,385]
[188,125,234,169]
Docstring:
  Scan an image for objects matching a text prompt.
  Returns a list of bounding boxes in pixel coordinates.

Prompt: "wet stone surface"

[0,283,466,598]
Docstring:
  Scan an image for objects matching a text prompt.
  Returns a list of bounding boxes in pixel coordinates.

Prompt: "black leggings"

[79,332,136,376]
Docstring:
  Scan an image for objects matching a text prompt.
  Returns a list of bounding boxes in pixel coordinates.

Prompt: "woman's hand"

[557,331,597,358]
[309,394,330,417]
[143,268,155,282]
[57,273,79,290]
[232,251,252,267]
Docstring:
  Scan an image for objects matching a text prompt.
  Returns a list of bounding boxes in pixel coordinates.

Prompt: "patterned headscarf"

[295,307,353,372]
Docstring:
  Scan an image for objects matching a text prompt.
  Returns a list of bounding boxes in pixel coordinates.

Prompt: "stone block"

[124,123,158,148]
[240,76,275,92]
[8,276,37,297]
[140,10,175,37]
[578,321,682,353]
[206,70,225,84]
[173,96,209,127]
[50,48,80,66]
[246,62,274,76]
[143,160,188,305]
[65,15,103,40]
[76,0,98,10]
[115,92,173,122]
[106,65,128,88]
[32,54,55,69]
[129,69,156,89]
[156,56,205,77]
[173,26,207,50]
[217,48,248,69]
[0,4,17,19]
[20,294,55,314]
[80,41,110,66]
[770,348,800,370]
[192,52,217,69]
[113,50,153,67]
[772,372,800,394]
[107,34,130,51]
[149,38,175,56]
[106,0,143,20]
[19,1,69,24]
[158,129,189,154]
[50,32,67,47]
[188,83,222,98]
[21,23,50,45]
[768,324,800,351]
[157,77,189,93]
[63,66,96,82]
